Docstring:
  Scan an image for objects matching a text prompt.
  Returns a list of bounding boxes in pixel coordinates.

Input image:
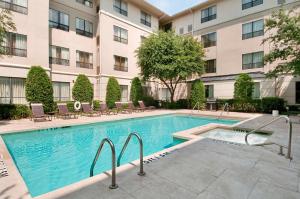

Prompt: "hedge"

[190,80,205,109]
[161,99,189,109]
[0,104,31,120]
[72,74,94,103]
[261,97,285,113]
[234,74,254,101]
[106,77,121,108]
[130,77,143,106]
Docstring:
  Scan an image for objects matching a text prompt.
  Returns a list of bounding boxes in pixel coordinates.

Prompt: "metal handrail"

[117,133,146,176]
[90,138,118,189]
[218,102,229,119]
[245,115,293,160]
[192,101,201,112]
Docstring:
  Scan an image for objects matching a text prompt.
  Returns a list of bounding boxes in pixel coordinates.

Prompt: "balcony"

[1,46,27,57]
[49,21,69,32]
[114,65,128,72]
[76,61,93,69]
[49,57,70,66]
[0,0,28,14]
[76,29,93,38]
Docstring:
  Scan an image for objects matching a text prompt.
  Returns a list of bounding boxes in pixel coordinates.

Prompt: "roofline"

[128,0,167,18]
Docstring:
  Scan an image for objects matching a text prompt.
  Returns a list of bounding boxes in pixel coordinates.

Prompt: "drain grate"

[0,154,9,178]
[143,151,172,164]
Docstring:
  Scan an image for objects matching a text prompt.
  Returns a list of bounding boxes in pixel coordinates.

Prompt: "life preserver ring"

[74,101,81,111]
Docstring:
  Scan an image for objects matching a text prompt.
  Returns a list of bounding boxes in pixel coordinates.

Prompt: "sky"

[147,0,207,15]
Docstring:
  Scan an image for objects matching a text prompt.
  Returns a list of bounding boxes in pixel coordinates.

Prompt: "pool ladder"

[90,132,145,189]
[218,103,229,119]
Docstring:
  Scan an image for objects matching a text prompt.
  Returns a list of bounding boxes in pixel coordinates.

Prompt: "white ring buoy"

[74,101,81,111]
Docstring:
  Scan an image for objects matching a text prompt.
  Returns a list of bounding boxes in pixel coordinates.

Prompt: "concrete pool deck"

[1,110,299,199]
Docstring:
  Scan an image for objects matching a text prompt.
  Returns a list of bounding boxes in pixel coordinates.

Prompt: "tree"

[137,31,205,102]
[106,77,121,108]
[130,77,143,106]
[190,80,205,109]
[0,9,16,56]
[72,74,94,103]
[234,74,254,101]
[25,66,54,112]
[263,9,300,78]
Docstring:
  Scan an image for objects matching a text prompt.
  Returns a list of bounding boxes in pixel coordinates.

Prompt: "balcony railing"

[1,46,27,57]
[114,65,128,72]
[76,29,93,38]
[242,62,264,70]
[201,14,217,23]
[49,57,70,66]
[242,0,263,10]
[114,35,128,44]
[242,30,264,40]
[0,0,28,14]
[49,21,69,31]
[76,61,93,69]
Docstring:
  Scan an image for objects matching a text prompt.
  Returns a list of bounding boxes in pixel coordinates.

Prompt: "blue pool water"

[2,114,238,196]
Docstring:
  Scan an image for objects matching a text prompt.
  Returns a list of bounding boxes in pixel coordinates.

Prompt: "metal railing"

[218,102,229,119]
[117,133,146,176]
[245,115,293,160]
[90,138,118,189]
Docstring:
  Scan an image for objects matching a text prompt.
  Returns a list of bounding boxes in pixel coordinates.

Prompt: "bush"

[161,99,189,109]
[25,66,54,112]
[262,97,285,113]
[106,77,121,108]
[217,99,262,113]
[0,104,30,120]
[234,74,254,102]
[130,77,143,106]
[93,100,101,110]
[190,80,205,109]
[72,74,94,103]
[142,96,159,108]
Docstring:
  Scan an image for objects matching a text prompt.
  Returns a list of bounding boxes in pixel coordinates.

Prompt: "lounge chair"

[57,103,77,119]
[31,103,52,122]
[97,102,117,115]
[128,101,143,112]
[82,103,101,117]
[115,102,132,114]
[138,101,155,111]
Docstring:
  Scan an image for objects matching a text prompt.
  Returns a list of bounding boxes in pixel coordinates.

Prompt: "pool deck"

[1,110,300,199]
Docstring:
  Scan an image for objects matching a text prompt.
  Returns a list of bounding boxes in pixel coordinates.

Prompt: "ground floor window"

[0,77,26,104]
[161,88,171,101]
[53,82,70,102]
[205,85,214,99]
[252,82,261,99]
[120,85,128,102]
[296,82,300,104]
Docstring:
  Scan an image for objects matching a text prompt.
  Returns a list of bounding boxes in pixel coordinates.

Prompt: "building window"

[205,85,214,99]
[76,18,93,38]
[53,82,70,102]
[188,24,193,33]
[141,11,151,27]
[201,6,216,23]
[49,9,69,31]
[296,82,300,104]
[76,0,93,8]
[49,45,70,66]
[161,88,171,101]
[179,27,184,35]
[1,32,27,57]
[120,85,128,102]
[242,51,264,69]
[114,55,128,72]
[113,26,128,44]
[201,32,216,48]
[252,82,260,99]
[0,0,27,14]
[0,77,26,104]
[113,0,128,16]
[242,19,264,40]
[76,50,93,69]
[205,59,216,73]
[242,0,263,10]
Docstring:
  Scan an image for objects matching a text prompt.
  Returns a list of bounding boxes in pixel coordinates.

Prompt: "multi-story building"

[0,0,300,105]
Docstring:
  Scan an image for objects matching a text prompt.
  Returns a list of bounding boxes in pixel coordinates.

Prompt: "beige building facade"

[0,0,300,105]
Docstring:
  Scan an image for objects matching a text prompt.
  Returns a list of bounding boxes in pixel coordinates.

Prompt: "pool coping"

[0,110,263,199]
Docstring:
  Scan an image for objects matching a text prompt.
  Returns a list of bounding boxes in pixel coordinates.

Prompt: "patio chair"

[31,103,52,122]
[115,102,132,114]
[138,101,155,111]
[128,101,143,112]
[82,103,101,117]
[57,103,77,119]
[97,102,117,115]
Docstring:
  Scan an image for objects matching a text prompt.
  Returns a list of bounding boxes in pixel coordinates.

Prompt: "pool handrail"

[117,132,146,176]
[218,102,229,119]
[245,115,293,160]
[90,138,118,189]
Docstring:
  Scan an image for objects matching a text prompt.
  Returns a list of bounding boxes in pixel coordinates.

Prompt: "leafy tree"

[137,31,205,102]
[234,74,254,101]
[106,77,121,108]
[190,80,205,109]
[25,66,54,112]
[72,74,94,103]
[130,77,143,106]
[0,9,16,56]
[263,9,300,78]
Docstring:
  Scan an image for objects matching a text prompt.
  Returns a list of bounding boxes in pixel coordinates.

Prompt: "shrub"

[0,104,30,120]
[190,80,205,109]
[106,77,121,108]
[161,99,189,109]
[142,95,159,107]
[25,66,54,112]
[72,74,94,103]
[234,74,254,102]
[93,100,101,110]
[217,99,262,113]
[130,77,143,106]
[262,97,285,113]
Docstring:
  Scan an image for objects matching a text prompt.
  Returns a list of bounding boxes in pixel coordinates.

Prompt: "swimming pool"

[2,114,238,197]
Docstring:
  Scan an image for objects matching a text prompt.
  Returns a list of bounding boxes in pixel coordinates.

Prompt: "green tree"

[263,9,300,78]
[190,80,205,109]
[234,74,254,101]
[130,77,143,106]
[0,9,16,56]
[137,31,205,102]
[72,74,94,103]
[106,77,121,108]
[25,66,54,112]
